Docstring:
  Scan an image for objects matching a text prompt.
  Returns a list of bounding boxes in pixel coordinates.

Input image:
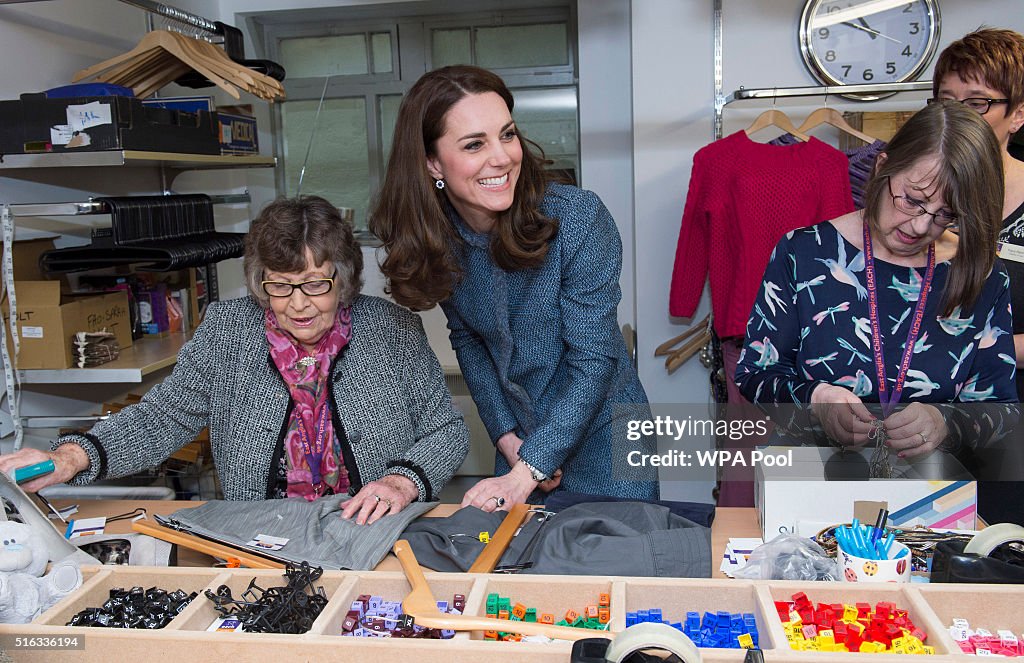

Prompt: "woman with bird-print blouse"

[736,101,1018,461]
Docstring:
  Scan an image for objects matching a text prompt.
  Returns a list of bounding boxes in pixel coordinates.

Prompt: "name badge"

[997,241,1024,264]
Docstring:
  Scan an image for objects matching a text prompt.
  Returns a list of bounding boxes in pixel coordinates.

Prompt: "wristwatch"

[521,460,549,482]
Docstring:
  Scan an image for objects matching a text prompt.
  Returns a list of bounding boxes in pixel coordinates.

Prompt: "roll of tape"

[964,522,1024,557]
[603,622,702,663]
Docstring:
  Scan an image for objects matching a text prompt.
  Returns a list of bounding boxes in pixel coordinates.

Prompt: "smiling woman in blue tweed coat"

[0,196,469,525]
[371,65,658,510]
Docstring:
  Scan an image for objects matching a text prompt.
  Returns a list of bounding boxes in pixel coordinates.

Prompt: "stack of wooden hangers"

[71,30,285,102]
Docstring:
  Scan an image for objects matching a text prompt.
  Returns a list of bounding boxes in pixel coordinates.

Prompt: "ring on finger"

[919,432,928,445]
[383,498,393,510]
[373,494,382,504]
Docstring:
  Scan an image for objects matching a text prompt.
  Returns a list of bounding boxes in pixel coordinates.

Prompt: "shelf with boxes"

[1,150,272,383]
[0,150,273,452]
[5,564,1019,662]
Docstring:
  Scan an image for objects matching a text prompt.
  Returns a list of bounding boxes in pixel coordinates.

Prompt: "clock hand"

[841,20,903,44]
[855,17,877,40]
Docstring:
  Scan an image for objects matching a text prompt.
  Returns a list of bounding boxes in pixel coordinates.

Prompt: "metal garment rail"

[0,0,219,36]
[7,194,251,218]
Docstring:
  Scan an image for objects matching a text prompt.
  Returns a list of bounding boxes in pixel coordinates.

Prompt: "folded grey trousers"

[169,496,437,570]
[403,501,711,577]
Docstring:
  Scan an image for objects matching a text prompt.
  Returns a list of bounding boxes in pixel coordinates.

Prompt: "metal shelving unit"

[0,150,275,171]
[18,332,192,384]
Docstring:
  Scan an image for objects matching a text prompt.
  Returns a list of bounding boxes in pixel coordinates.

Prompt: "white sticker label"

[997,241,1024,264]
[245,533,289,550]
[20,326,43,339]
[50,125,74,145]
[66,102,112,131]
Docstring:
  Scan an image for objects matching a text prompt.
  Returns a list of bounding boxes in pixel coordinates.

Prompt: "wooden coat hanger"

[656,313,713,374]
[745,109,809,142]
[798,107,877,145]
[73,30,285,102]
[655,313,711,357]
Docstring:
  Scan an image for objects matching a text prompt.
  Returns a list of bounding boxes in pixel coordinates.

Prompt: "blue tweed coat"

[440,183,658,500]
[55,295,469,502]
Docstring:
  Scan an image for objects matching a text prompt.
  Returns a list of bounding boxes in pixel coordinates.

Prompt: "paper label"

[245,533,288,550]
[20,326,43,339]
[207,616,244,632]
[50,125,74,146]
[66,516,106,539]
[66,102,112,131]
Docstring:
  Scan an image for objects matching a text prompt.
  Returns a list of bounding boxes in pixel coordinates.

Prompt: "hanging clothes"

[669,131,855,340]
[770,133,887,209]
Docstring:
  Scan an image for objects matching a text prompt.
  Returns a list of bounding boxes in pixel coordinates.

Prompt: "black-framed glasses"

[886,178,958,229]
[261,277,335,298]
[928,96,1010,115]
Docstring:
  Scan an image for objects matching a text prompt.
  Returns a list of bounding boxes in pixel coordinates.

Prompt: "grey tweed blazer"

[56,295,469,501]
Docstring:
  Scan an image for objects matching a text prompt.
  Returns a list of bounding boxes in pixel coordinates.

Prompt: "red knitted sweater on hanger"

[669,131,855,338]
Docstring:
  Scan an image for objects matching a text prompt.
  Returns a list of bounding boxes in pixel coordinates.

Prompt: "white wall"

[632,0,1024,502]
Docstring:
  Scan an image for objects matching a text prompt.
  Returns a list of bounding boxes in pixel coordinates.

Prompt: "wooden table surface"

[48,498,761,576]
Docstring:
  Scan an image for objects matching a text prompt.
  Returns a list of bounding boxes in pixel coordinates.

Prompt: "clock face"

[800,0,941,96]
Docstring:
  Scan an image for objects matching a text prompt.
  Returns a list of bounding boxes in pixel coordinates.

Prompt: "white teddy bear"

[0,521,82,624]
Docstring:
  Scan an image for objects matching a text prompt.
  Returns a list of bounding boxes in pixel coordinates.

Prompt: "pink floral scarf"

[265,306,352,500]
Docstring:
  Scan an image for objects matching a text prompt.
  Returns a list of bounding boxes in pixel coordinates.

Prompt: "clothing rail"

[118,0,218,35]
[0,0,218,36]
[7,194,251,218]
[724,81,933,105]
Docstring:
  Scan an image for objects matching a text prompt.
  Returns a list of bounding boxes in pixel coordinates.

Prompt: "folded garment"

[403,501,711,577]
[168,495,437,570]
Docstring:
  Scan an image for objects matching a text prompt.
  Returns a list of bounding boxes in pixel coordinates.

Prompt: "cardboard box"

[755,446,977,539]
[2,281,133,369]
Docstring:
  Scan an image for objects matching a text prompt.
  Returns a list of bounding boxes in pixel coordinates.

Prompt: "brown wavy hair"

[369,65,558,310]
[933,28,1024,115]
[862,101,1004,317]
[244,196,364,309]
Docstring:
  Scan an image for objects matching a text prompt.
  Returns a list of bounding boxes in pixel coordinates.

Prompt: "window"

[261,3,576,240]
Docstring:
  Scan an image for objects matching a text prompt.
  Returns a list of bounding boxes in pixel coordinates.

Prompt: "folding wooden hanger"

[798,106,877,145]
[655,313,711,357]
[656,313,713,374]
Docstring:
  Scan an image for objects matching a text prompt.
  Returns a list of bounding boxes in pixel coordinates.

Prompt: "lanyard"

[862,220,936,418]
[295,401,332,488]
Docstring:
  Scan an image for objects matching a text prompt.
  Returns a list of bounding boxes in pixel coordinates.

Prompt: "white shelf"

[18,332,191,383]
[0,150,275,170]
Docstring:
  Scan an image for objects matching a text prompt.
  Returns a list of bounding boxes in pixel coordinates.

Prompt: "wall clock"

[799,0,941,100]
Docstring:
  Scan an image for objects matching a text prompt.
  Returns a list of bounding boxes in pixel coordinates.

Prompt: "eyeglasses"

[261,277,335,298]
[887,177,959,229]
[928,96,1009,115]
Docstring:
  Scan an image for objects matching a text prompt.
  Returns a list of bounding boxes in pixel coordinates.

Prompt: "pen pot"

[837,541,911,583]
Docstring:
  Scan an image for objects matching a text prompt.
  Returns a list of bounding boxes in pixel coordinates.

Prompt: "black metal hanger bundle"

[39,194,245,273]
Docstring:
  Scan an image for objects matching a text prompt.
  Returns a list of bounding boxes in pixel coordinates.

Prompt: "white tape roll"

[963,523,1024,557]
[603,622,702,663]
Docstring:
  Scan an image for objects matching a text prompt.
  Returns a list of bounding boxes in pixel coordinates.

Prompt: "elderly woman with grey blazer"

[371,65,658,510]
[0,196,469,525]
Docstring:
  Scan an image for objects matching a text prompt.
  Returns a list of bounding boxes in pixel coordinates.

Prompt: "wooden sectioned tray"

[0,565,1014,662]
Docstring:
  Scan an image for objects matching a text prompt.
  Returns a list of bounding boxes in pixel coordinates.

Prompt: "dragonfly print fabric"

[735,221,1018,448]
